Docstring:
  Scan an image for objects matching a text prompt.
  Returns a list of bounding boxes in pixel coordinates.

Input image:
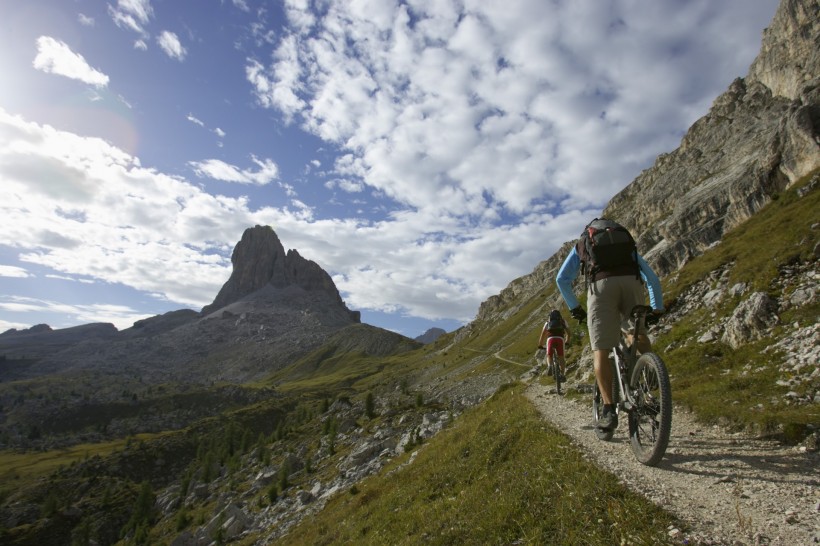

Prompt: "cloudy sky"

[0,0,780,337]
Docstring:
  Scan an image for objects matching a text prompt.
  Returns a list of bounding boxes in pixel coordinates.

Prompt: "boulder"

[722,293,778,348]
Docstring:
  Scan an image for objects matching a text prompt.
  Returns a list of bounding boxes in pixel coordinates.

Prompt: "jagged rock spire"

[202,225,352,316]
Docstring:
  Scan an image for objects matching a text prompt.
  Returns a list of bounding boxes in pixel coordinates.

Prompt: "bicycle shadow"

[653,431,818,486]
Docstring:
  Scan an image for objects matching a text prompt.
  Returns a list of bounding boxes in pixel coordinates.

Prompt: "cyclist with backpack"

[555,218,664,431]
[536,309,572,381]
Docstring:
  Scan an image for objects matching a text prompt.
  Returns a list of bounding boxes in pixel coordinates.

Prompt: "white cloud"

[188,156,279,185]
[0,104,583,324]
[0,296,152,330]
[157,31,186,61]
[78,14,95,26]
[33,37,109,88]
[45,274,95,284]
[247,0,777,220]
[0,108,245,309]
[108,0,154,36]
[0,265,31,278]
[187,114,205,127]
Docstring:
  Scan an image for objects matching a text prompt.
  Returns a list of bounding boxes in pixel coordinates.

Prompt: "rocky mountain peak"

[202,225,356,318]
[747,0,819,100]
[473,0,819,325]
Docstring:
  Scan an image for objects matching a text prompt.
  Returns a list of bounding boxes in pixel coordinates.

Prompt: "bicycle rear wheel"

[551,349,562,395]
[628,352,672,466]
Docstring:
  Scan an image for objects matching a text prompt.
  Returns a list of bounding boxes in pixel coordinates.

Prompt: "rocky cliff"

[202,225,359,322]
[476,0,819,323]
[0,226,384,449]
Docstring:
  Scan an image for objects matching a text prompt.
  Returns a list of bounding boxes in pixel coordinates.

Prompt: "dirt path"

[524,382,819,545]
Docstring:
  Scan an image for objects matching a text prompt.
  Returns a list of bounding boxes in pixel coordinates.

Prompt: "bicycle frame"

[610,305,653,412]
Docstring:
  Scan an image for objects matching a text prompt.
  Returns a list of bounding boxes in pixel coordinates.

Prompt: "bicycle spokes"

[628,353,672,466]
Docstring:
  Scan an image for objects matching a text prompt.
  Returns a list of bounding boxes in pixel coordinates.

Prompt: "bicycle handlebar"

[629,305,655,319]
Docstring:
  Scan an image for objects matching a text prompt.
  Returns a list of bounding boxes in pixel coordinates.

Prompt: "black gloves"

[645,310,664,326]
[570,306,587,323]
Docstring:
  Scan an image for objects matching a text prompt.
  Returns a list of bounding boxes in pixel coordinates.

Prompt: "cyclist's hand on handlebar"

[645,309,664,326]
[570,306,587,323]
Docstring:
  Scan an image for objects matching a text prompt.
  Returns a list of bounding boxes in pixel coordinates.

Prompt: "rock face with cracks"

[476,0,819,324]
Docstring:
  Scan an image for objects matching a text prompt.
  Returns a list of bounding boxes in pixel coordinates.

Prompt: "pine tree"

[365,392,376,418]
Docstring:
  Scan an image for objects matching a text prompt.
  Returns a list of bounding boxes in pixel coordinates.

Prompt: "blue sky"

[0,0,779,338]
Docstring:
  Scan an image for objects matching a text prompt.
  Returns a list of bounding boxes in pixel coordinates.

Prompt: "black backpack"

[579,218,639,281]
[547,309,564,334]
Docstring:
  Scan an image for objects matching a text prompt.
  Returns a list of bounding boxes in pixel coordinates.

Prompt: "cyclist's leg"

[593,349,614,403]
[619,278,651,353]
[588,278,621,405]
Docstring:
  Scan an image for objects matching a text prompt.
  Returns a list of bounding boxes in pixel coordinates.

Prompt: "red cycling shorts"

[546,336,565,357]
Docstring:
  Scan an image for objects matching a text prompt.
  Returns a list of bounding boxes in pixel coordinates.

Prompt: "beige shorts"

[587,275,646,351]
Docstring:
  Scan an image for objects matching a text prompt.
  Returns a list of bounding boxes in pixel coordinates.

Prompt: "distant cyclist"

[536,309,571,381]
[556,218,664,431]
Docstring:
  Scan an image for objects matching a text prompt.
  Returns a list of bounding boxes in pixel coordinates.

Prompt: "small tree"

[278,460,290,491]
[122,481,156,541]
[365,392,376,419]
[175,505,191,531]
[327,418,338,455]
[267,484,278,504]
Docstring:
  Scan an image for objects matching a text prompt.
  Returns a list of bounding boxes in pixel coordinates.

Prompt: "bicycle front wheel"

[628,352,672,466]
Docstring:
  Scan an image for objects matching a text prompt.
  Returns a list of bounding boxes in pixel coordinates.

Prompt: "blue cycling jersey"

[556,246,664,312]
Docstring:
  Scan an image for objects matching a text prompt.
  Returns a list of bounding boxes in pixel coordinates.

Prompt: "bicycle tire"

[627,352,672,466]
[592,374,617,441]
[551,348,562,395]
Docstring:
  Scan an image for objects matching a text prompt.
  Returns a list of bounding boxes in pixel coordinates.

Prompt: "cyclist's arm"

[637,254,664,311]
[556,247,581,310]
[537,322,549,347]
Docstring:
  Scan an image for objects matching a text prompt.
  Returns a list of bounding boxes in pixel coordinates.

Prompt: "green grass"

[0,431,170,484]
[283,383,681,546]
[655,171,820,438]
[658,312,818,438]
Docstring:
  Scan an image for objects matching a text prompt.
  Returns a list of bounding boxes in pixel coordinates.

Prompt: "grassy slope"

[284,384,680,546]
[656,172,819,436]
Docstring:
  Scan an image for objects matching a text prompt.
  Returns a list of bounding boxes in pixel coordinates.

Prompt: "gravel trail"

[524,382,819,545]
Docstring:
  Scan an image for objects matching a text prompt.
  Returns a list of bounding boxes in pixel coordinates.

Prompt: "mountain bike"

[591,305,672,466]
